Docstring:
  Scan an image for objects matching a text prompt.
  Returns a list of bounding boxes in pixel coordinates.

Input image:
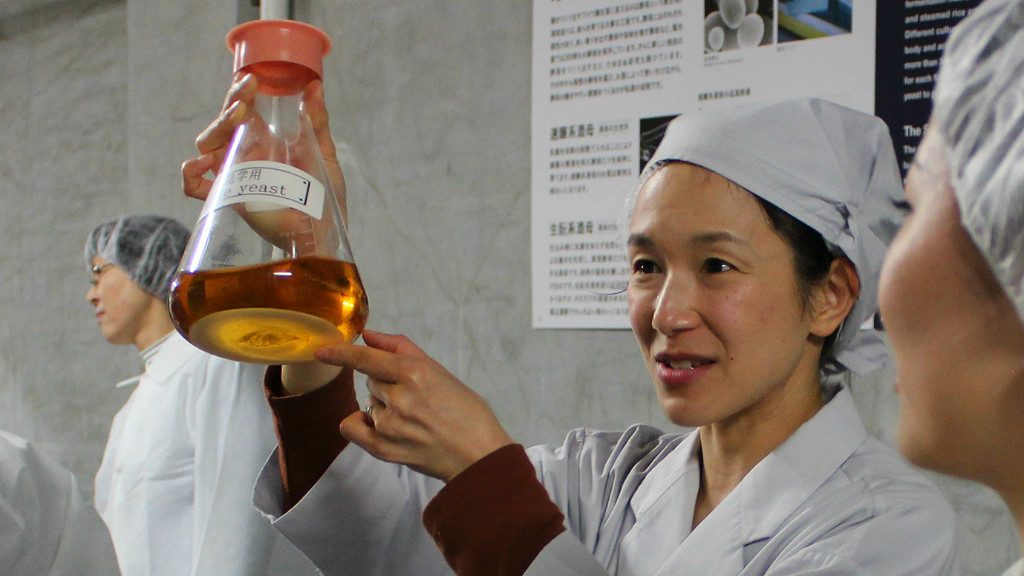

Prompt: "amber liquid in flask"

[169,256,368,363]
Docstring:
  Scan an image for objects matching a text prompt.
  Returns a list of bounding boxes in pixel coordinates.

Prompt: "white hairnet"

[640,98,905,374]
[932,0,1024,324]
[85,215,190,299]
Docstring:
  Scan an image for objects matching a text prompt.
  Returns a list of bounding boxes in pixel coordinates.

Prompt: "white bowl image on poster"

[705,0,774,54]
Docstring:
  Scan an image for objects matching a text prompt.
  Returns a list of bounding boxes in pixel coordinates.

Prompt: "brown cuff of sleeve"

[422,444,566,576]
[264,366,359,510]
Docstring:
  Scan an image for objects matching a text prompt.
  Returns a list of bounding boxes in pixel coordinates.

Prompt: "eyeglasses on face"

[89,263,114,286]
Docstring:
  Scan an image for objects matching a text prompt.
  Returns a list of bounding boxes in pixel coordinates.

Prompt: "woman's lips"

[654,353,715,386]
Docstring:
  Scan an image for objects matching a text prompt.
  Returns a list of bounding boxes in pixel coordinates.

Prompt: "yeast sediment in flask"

[169,257,368,363]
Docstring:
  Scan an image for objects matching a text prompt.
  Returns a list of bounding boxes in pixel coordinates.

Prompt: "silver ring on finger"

[365,398,384,421]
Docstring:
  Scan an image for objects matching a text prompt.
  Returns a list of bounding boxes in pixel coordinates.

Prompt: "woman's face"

[880,128,1024,481]
[86,257,156,346]
[628,163,839,429]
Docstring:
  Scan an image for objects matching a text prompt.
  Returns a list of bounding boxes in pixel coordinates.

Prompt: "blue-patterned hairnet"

[84,215,190,299]
[932,0,1024,324]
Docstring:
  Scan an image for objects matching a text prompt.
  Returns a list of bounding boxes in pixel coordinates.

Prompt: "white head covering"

[932,0,1024,324]
[640,98,905,374]
[85,215,190,299]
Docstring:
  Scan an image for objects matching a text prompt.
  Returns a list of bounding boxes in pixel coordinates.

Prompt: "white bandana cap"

[640,98,905,374]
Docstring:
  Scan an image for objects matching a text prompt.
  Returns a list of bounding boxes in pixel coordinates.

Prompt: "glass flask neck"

[244,60,318,96]
[253,91,304,146]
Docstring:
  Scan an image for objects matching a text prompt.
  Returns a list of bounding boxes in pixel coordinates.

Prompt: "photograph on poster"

[639,114,678,173]
[704,0,774,53]
[779,0,853,42]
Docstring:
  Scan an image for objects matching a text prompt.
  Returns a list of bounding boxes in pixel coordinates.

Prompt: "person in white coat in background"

[881,1,1024,575]
[185,87,962,573]
[0,428,119,575]
[84,215,315,576]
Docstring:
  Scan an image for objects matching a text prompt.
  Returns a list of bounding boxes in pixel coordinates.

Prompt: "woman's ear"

[809,258,860,338]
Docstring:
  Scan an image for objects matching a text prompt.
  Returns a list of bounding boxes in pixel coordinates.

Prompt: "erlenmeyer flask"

[169,19,368,364]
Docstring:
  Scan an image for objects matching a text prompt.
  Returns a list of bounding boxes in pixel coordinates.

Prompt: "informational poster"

[531,0,980,329]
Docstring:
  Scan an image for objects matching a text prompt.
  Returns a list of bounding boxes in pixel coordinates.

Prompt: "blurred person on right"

[880,1,1024,575]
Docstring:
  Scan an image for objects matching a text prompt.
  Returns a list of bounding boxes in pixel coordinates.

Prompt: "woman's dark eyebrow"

[627,234,653,249]
[691,231,748,247]
[628,231,748,249]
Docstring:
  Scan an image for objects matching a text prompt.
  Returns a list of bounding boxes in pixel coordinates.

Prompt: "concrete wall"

[0,0,135,489]
[0,0,1018,573]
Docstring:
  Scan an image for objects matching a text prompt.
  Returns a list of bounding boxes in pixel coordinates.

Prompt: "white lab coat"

[254,386,961,575]
[95,331,315,576]
[0,429,120,576]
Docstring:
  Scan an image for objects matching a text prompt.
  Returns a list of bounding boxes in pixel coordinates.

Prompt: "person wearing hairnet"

[185,83,962,575]
[881,2,1024,575]
[84,215,315,576]
[0,428,120,575]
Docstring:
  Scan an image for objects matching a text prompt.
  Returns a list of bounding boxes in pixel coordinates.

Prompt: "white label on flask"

[204,161,325,220]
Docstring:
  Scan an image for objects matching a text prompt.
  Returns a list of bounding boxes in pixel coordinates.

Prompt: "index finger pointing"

[314,341,402,383]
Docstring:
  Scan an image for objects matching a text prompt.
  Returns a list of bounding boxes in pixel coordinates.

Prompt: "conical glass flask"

[169,19,368,364]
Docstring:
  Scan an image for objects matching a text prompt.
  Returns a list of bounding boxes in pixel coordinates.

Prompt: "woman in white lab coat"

[880,2,1024,575]
[186,92,961,574]
[0,429,120,575]
[85,216,315,576]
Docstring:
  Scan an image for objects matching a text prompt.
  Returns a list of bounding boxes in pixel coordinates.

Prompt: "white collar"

[737,386,866,543]
[139,332,172,363]
[631,387,865,542]
[114,331,192,388]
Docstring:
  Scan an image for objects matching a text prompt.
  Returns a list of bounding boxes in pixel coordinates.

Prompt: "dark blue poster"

[875,1,984,175]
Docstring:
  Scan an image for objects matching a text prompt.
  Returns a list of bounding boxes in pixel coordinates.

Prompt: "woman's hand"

[315,329,515,482]
[181,73,348,224]
[182,72,256,202]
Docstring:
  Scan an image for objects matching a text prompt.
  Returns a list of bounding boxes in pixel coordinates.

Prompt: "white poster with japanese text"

[532,0,875,328]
